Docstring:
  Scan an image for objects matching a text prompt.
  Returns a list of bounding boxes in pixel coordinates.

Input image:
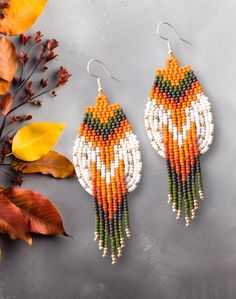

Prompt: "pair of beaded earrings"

[73,22,214,264]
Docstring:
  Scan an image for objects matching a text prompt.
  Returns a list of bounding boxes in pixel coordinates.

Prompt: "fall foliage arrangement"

[0,0,72,256]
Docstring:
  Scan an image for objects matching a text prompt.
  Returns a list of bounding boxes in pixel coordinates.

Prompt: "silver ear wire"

[87,59,119,93]
[157,22,192,55]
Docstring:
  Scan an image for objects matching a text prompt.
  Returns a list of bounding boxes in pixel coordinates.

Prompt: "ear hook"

[157,22,192,55]
[87,59,119,93]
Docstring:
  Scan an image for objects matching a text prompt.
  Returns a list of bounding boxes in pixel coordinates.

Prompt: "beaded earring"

[144,22,214,226]
[73,59,142,264]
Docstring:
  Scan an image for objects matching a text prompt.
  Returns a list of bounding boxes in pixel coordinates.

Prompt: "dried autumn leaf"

[0,36,18,81]
[0,92,13,116]
[0,36,18,94]
[12,122,65,161]
[11,150,75,178]
[0,193,32,244]
[4,188,67,235]
[0,0,47,35]
[0,79,10,95]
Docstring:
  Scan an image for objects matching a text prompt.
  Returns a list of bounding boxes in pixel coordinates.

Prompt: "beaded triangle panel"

[73,92,142,264]
[145,55,214,226]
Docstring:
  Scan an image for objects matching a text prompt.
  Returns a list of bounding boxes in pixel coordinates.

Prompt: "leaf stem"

[30,88,53,101]
[0,59,42,139]
[16,43,39,92]
[14,60,41,98]
[0,116,7,139]
[0,168,15,180]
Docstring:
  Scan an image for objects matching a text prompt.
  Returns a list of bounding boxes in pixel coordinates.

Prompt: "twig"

[14,60,41,98]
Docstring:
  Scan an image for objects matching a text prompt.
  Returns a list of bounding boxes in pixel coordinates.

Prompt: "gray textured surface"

[0,0,235,298]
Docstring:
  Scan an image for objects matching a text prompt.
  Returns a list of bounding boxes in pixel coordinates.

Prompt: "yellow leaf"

[12,122,65,161]
[0,0,47,35]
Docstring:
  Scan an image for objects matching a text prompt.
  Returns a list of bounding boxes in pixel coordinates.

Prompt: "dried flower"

[51,90,57,97]
[9,115,21,124]
[40,78,48,88]
[20,51,29,65]
[56,67,71,87]
[45,51,58,63]
[24,81,34,101]
[34,31,43,44]
[32,99,42,106]
[46,39,59,51]
[21,33,31,46]
[11,173,24,186]
[22,114,32,122]
[39,43,47,61]
[41,65,48,72]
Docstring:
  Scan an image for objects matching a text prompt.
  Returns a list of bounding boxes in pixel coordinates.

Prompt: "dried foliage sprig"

[0,32,71,171]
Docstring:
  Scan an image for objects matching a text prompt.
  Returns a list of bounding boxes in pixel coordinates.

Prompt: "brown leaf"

[0,193,32,244]
[11,150,75,179]
[0,36,18,82]
[0,92,13,115]
[4,187,67,235]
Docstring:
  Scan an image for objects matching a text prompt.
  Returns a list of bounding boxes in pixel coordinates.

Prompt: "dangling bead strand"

[73,92,141,264]
[145,54,213,226]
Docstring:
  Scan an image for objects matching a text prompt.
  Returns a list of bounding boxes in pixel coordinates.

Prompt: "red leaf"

[5,188,67,236]
[0,193,32,244]
[0,92,13,116]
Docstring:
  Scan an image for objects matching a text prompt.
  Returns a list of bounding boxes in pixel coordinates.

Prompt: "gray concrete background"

[0,0,236,298]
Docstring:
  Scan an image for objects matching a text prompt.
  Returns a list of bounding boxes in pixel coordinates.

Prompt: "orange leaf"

[11,150,75,178]
[0,36,18,82]
[5,188,67,236]
[0,193,32,244]
[0,92,13,115]
[0,0,47,35]
[0,79,10,95]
